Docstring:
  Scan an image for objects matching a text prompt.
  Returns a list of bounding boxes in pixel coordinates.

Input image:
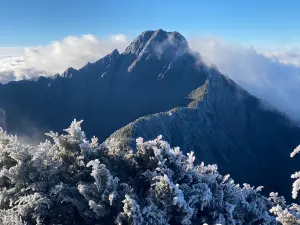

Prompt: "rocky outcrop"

[107,69,300,199]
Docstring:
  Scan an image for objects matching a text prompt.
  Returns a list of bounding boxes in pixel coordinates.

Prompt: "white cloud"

[189,37,300,121]
[0,34,130,83]
[0,47,24,57]
[263,47,300,66]
[111,34,130,43]
[0,56,48,83]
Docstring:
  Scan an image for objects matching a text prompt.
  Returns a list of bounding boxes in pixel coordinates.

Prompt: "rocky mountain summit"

[0,29,206,141]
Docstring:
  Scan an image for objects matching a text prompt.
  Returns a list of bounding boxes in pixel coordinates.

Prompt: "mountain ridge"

[0,29,299,199]
[106,68,300,198]
[0,29,208,141]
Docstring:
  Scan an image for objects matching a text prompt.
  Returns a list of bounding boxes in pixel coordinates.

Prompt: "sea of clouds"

[0,34,129,83]
[189,37,300,121]
[1,33,300,121]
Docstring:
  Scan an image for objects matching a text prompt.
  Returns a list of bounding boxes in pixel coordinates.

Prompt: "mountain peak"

[124,29,189,58]
[62,67,77,78]
[110,49,120,56]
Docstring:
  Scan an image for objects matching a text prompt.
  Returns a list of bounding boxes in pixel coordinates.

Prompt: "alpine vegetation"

[0,120,280,224]
[268,145,300,225]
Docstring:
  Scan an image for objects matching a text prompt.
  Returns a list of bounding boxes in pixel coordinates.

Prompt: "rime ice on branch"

[0,120,276,224]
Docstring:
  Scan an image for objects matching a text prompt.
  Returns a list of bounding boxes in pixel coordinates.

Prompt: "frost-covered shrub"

[0,120,277,224]
[269,146,300,225]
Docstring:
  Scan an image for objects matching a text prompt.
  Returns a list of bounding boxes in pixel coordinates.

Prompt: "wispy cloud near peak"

[189,37,300,121]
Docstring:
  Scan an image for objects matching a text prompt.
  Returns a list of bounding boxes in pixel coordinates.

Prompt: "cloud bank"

[1,33,300,121]
[189,37,300,121]
[0,34,129,83]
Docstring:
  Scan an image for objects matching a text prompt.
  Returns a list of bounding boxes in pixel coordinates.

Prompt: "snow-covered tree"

[269,145,300,225]
[0,120,278,224]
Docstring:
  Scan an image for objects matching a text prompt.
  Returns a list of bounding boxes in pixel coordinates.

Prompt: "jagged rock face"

[0,29,207,141]
[107,70,300,199]
[0,29,300,198]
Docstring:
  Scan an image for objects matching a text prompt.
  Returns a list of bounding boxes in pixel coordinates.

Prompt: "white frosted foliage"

[0,121,278,224]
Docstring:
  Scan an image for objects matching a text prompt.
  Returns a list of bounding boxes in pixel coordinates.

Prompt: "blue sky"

[1,0,300,47]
